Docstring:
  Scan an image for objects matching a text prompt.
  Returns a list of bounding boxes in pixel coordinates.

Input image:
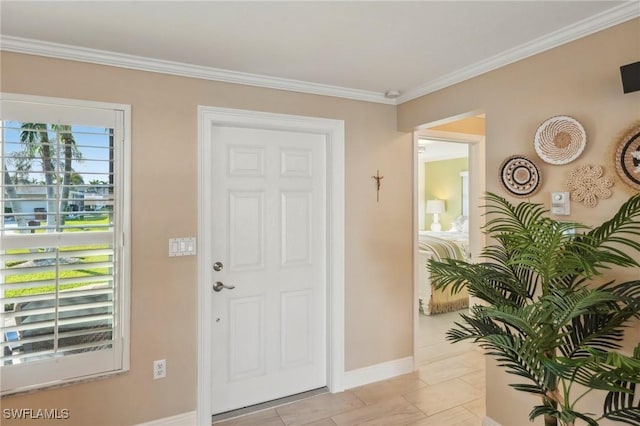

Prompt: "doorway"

[412,114,486,367]
[196,107,345,425]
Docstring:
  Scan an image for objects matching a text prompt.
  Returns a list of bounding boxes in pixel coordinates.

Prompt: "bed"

[418,230,470,315]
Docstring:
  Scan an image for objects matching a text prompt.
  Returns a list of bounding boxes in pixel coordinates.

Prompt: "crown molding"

[1,2,637,106]
[0,35,395,105]
[397,1,640,104]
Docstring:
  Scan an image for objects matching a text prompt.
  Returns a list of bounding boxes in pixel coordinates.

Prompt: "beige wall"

[0,52,413,425]
[399,18,640,426]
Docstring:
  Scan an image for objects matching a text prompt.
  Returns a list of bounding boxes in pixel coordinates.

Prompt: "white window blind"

[0,94,130,394]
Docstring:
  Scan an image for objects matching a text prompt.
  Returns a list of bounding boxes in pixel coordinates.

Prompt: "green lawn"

[4,215,113,303]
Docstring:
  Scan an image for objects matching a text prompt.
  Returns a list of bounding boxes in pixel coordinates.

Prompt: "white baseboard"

[343,356,414,389]
[483,416,502,426]
[135,411,197,426]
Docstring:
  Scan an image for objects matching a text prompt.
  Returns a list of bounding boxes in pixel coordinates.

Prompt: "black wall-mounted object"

[620,61,640,93]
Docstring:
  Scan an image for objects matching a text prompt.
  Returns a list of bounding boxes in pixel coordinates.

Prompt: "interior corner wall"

[399,17,640,426]
[0,51,413,425]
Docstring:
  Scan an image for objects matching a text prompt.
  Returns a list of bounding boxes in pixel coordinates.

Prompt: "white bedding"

[418,231,469,259]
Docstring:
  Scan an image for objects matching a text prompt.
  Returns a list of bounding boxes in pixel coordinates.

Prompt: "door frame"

[197,106,345,425]
[412,127,486,368]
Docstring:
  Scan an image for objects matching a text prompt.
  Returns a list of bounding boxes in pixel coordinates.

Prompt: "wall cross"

[372,170,384,202]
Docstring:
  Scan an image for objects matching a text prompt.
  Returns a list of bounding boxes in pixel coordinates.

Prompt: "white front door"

[208,125,327,413]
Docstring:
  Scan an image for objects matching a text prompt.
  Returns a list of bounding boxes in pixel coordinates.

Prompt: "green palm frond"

[445,307,502,343]
[429,258,533,308]
[481,332,547,394]
[561,313,627,358]
[481,303,556,341]
[541,349,638,393]
[588,194,640,250]
[573,194,640,271]
[601,280,640,315]
[483,192,547,238]
[429,192,640,425]
[603,381,640,426]
[548,288,619,325]
[530,404,600,426]
[557,282,640,357]
[602,345,640,425]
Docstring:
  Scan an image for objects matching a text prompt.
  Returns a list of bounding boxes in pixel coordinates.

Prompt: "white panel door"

[209,125,327,413]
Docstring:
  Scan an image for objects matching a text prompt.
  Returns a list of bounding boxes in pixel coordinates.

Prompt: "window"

[0,94,130,394]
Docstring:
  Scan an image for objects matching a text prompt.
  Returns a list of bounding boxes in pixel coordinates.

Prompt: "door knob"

[213,281,235,292]
[213,262,223,272]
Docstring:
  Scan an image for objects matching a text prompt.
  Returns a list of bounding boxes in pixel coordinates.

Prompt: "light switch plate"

[169,237,196,256]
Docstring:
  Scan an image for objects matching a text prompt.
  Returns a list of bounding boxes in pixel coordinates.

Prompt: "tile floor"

[214,310,485,426]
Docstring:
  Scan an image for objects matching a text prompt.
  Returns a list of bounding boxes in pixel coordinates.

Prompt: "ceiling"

[1,1,637,104]
[419,139,469,162]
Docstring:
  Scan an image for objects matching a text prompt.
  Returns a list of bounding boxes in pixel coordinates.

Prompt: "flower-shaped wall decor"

[565,165,614,207]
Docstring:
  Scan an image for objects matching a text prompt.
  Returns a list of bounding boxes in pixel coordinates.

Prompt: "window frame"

[0,93,131,395]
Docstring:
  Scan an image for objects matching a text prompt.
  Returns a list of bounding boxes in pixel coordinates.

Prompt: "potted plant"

[429,192,640,426]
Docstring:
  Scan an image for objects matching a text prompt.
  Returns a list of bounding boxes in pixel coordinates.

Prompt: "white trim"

[482,416,503,426]
[343,356,414,390]
[1,3,636,106]
[397,1,640,103]
[0,92,132,113]
[0,36,392,105]
[135,411,197,426]
[197,107,345,426]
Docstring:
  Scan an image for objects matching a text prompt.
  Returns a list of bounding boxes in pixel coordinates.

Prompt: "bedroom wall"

[0,51,413,425]
[424,157,468,229]
[398,17,640,426]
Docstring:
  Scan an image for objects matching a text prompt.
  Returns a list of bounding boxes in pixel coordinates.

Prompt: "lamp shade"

[425,199,445,214]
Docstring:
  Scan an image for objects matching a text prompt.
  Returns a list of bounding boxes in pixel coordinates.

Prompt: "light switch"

[169,237,197,256]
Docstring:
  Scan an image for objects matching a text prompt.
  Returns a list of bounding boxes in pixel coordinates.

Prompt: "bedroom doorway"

[417,139,469,314]
[412,114,486,370]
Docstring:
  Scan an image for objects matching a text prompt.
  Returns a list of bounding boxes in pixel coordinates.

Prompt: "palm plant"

[429,192,640,426]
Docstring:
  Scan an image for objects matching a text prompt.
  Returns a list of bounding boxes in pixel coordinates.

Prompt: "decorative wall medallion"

[613,121,640,192]
[565,165,613,207]
[534,115,586,164]
[499,155,542,197]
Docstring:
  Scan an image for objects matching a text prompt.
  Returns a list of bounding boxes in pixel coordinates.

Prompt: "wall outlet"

[153,359,166,379]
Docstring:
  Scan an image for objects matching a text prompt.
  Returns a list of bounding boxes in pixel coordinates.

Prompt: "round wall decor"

[534,115,586,164]
[499,155,542,197]
[613,121,640,192]
[565,164,613,207]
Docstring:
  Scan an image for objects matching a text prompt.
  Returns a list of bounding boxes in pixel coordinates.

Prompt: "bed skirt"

[418,232,470,315]
[429,287,469,314]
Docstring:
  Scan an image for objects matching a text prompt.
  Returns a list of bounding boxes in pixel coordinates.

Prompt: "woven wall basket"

[534,115,586,165]
[613,122,640,192]
[499,155,542,198]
